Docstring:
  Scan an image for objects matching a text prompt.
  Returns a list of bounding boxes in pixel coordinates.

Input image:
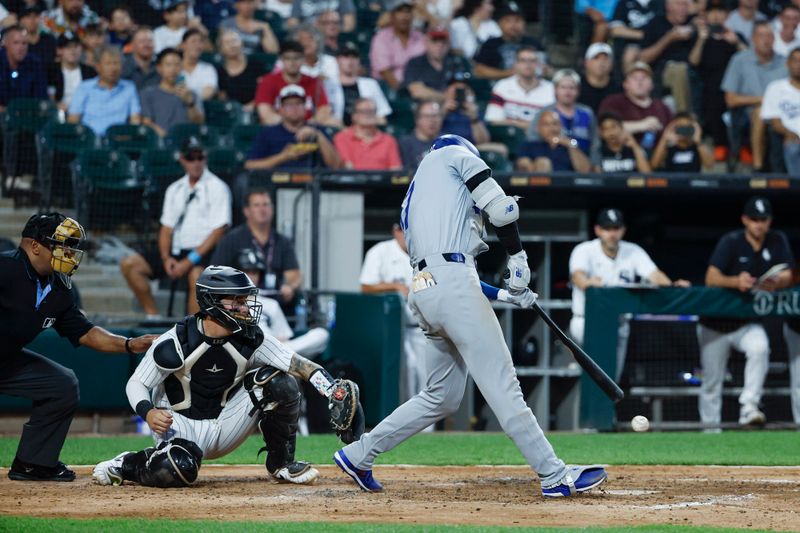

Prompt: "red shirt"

[597,92,672,144]
[333,127,403,170]
[254,72,329,120]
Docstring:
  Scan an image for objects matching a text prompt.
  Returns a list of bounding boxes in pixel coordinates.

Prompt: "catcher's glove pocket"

[412,271,436,293]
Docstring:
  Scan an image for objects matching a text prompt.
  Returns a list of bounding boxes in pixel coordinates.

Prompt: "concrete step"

[0,207,37,225]
[80,287,137,314]
[72,274,129,288]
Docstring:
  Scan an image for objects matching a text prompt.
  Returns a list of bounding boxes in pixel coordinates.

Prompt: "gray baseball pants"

[780,324,800,424]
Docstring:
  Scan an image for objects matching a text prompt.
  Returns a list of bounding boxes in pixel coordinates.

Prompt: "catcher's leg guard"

[120,438,203,488]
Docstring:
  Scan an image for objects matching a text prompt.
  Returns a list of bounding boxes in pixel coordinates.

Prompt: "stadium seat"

[468,77,494,103]
[72,149,142,230]
[356,8,380,30]
[388,96,416,134]
[166,123,223,150]
[1,98,58,194]
[249,52,277,72]
[319,125,341,140]
[138,148,184,221]
[487,124,527,158]
[36,121,97,209]
[206,147,246,185]
[230,123,261,153]
[204,100,244,133]
[103,124,160,160]
[200,51,223,67]
[479,150,512,173]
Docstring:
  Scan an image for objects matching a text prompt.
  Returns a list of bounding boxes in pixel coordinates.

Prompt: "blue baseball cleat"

[333,449,383,492]
[541,465,608,497]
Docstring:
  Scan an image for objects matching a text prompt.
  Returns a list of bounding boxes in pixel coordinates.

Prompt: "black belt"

[417,253,466,271]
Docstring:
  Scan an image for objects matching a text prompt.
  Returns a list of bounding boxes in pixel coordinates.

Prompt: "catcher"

[93,265,363,487]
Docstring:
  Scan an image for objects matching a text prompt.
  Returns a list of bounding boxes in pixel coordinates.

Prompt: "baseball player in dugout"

[1,213,157,482]
[699,196,794,429]
[92,265,363,488]
[334,134,607,497]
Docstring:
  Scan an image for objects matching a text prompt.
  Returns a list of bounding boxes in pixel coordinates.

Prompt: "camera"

[675,125,695,138]
[455,87,466,109]
[708,23,724,35]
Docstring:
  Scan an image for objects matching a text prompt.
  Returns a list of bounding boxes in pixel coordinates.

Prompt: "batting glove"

[503,250,531,294]
[498,287,538,309]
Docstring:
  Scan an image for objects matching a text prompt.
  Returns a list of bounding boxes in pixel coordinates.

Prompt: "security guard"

[0,213,157,481]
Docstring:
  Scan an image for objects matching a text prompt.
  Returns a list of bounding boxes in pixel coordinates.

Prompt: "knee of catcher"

[145,438,203,488]
[245,366,300,413]
[264,371,300,407]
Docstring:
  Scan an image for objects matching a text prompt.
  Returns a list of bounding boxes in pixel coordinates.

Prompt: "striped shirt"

[484,75,555,124]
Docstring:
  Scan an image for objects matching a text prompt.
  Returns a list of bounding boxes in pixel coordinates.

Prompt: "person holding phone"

[650,112,714,171]
[440,76,490,147]
[140,47,203,137]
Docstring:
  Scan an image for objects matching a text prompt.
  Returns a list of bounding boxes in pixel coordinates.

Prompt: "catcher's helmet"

[196,265,262,337]
[430,134,480,157]
[21,212,86,286]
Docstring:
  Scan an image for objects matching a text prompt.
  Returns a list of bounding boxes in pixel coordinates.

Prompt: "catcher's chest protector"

[163,317,261,420]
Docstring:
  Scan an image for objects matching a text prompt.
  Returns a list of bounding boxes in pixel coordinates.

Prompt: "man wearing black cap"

[19,5,56,64]
[569,208,688,358]
[699,196,794,428]
[473,1,543,80]
[1,213,156,481]
[120,137,232,317]
[47,31,95,111]
[0,24,47,112]
[329,40,392,126]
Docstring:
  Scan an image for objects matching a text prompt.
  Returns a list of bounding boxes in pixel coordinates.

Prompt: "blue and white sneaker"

[541,465,607,497]
[333,449,383,492]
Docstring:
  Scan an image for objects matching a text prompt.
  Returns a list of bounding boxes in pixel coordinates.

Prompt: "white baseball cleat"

[92,451,132,486]
[270,461,319,485]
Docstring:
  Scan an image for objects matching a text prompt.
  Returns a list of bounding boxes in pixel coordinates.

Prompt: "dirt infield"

[1,465,799,529]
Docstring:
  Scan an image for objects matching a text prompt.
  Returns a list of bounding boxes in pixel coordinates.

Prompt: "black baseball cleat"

[8,458,76,482]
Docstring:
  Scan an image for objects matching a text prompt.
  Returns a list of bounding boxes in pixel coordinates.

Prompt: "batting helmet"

[430,134,480,157]
[196,265,262,338]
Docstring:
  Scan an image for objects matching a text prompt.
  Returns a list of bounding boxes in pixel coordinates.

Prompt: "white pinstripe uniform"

[126,317,295,460]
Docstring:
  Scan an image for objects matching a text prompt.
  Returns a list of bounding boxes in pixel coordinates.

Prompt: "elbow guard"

[471,178,519,227]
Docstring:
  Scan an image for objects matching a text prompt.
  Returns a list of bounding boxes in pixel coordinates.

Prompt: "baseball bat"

[532,302,625,403]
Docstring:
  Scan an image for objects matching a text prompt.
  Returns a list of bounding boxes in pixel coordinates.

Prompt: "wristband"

[309,368,335,398]
[124,337,136,355]
[135,400,154,419]
[187,250,202,265]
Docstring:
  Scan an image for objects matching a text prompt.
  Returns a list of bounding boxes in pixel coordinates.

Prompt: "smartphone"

[708,23,724,35]
[675,125,695,138]
[455,87,466,109]
[176,74,185,85]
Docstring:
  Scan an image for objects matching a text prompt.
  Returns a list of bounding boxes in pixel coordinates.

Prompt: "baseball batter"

[93,266,362,488]
[334,134,607,497]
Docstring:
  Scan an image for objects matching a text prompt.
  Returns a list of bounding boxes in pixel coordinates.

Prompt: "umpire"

[0,213,157,481]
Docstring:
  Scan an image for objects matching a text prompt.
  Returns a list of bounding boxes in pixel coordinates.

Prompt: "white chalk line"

[630,493,756,510]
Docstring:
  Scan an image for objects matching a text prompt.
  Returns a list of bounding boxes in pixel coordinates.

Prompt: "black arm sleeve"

[465,168,491,192]
[54,304,94,347]
[492,221,523,256]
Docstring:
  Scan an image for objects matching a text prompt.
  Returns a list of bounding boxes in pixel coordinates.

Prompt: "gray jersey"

[400,145,491,265]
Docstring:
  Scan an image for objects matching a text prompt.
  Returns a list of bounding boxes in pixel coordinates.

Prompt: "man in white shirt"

[569,209,688,374]
[120,138,232,317]
[761,48,800,175]
[360,223,427,403]
[773,5,800,57]
[326,40,392,126]
[484,46,554,130]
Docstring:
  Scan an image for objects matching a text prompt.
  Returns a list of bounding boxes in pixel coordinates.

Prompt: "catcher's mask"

[22,213,86,285]
[196,265,262,338]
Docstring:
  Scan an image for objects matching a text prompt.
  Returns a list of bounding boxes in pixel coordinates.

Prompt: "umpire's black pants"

[0,350,80,467]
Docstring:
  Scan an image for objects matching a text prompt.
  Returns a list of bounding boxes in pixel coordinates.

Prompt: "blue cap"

[430,134,480,157]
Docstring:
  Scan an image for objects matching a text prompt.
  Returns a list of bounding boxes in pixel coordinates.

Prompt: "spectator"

[194,0,235,33]
[404,26,471,103]
[68,45,141,135]
[773,5,800,57]
[485,46,554,130]
[216,29,261,109]
[398,100,442,170]
[246,84,341,170]
[264,0,293,19]
[721,21,787,170]
[574,0,615,49]
[19,5,55,65]
[441,75,491,146]
[333,97,402,170]
[689,2,745,162]
[448,0,501,60]
[107,5,135,50]
[0,2,15,28]
[369,0,425,90]
[726,0,766,45]
[316,9,343,56]
[0,24,46,112]
[414,0,457,28]
[78,22,104,69]
[255,40,332,125]
[579,42,620,115]
[180,28,217,101]
[288,0,355,32]
[651,112,714,171]
[761,47,800,176]
[42,0,99,37]
[609,0,659,76]
[281,23,339,81]
[594,112,651,172]
[360,223,428,403]
[699,196,793,428]
[598,61,672,152]
[639,0,697,113]
[329,40,392,126]
[140,48,203,137]
[527,69,597,158]
[47,32,95,112]
[219,0,279,56]
[121,27,160,92]
[516,110,592,172]
[120,137,231,317]
[211,189,302,304]
[473,0,543,80]
[154,0,189,53]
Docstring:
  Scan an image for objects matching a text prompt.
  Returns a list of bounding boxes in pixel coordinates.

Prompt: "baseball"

[631,415,650,432]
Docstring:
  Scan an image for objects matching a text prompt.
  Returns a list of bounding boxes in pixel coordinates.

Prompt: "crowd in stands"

[0,0,797,183]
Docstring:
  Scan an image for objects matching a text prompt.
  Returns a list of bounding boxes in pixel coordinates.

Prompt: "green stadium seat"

[72,149,142,230]
[388,96,416,133]
[1,98,58,193]
[138,148,184,220]
[468,77,494,103]
[200,51,223,67]
[103,124,160,160]
[204,100,245,133]
[206,147,246,185]
[319,125,341,140]
[487,124,527,157]
[36,122,97,208]
[356,8,380,30]
[480,150,513,172]
[230,123,261,153]
[249,52,277,72]
[166,123,223,150]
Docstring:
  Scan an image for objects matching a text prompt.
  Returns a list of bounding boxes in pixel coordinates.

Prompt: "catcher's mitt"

[328,379,364,443]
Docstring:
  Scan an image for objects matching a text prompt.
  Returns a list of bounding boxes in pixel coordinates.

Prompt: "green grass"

[1,431,798,467]
[0,518,778,533]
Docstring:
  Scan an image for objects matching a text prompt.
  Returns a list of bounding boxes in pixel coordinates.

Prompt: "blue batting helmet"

[430,134,480,157]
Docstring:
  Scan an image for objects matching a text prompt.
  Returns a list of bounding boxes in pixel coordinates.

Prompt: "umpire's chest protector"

[154,317,262,420]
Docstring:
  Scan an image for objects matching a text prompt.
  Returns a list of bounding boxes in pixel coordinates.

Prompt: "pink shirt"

[369,27,425,82]
[334,127,403,170]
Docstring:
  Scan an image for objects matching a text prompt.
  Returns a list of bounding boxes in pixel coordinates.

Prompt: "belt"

[416,253,474,271]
